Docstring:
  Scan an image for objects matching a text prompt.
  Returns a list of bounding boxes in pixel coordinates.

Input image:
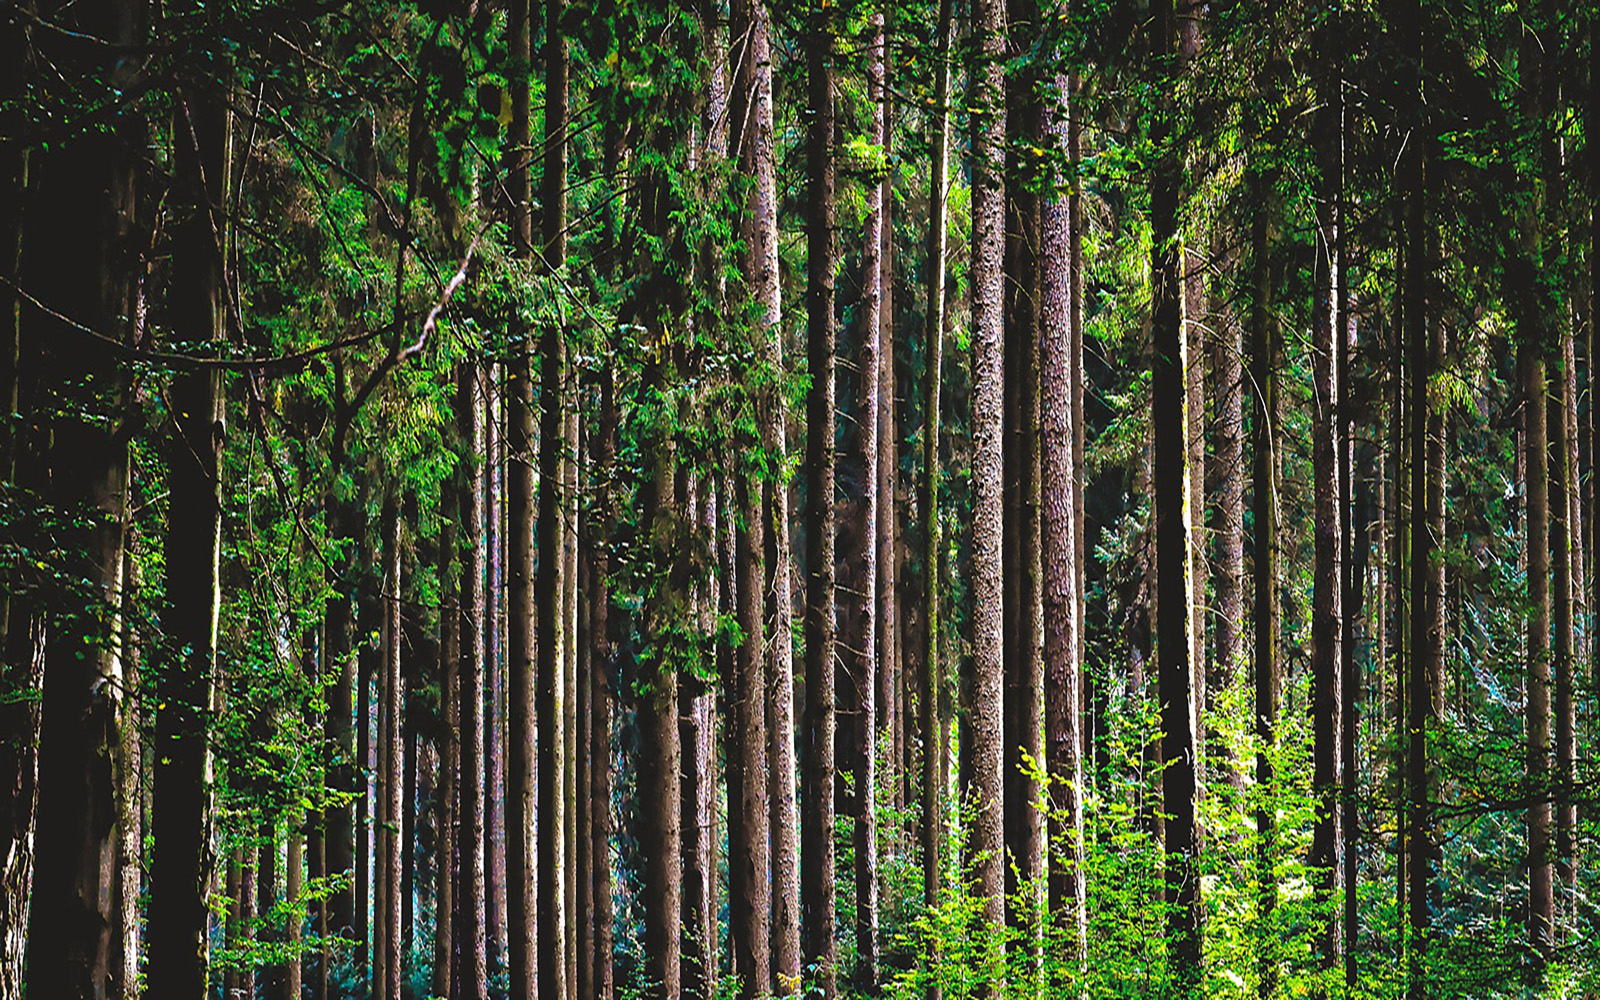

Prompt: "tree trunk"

[1311,30,1345,980]
[875,7,901,849]
[969,0,1007,978]
[146,73,228,1000]
[1523,336,1553,969]
[803,1,839,992]
[1152,0,1201,988]
[590,365,618,1000]
[727,2,774,988]
[1249,166,1279,1000]
[1041,63,1085,962]
[842,10,885,987]
[1553,332,1577,923]
[539,2,571,998]
[921,3,954,991]
[437,474,460,999]
[505,0,538,990]
[379,492,403,1000]
[1207,233,1244,802]
[459,363,490,1000]
[485,365,509,971]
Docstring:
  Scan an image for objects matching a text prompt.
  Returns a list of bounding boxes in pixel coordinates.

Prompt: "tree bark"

[1041,61,1085,962]
[1152,0,1201,987]
[803,1,839,992]
[1553,332,1577,924]
[459,363,490,1000]
[969,0,1007,979]
[378,493,403,1000]
[590,365,618,1000]
[727,1,774,987]
[437,474,460,1000]
[506,0,538,990]
[1523,335,1553,969]
[921,3,954,992]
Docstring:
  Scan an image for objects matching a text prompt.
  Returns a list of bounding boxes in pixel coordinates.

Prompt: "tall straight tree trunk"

[682,477,717,1000]
[20,4,142,993]
[1208,234,1244,800]
[1310,29,1345,981]
[1523,337,1553,970]
[1041,63,1085,961]
[459,364,490,1000]
[736,0,799,979]
[843,9,885,986]
[875,8,901,845]
[563,407,579,1000]
[1402,130,1437,1000]
[969,0,1007,976]
[356,551,378,980]
[1151,0,1201,988]
[438,477,461,1000]
[1002,0,1043,940]
[590,365,617,1000]
[538,2,570,998]
[505,0,537,992]
[727,1,773,987]
[803,1,839,992]
[378,492,403,1000]
[576,424,594,1000]
[1249,167,1280,1000]
[147,74,228,1000]
[287,815,304,1000]
[921,4,954,991]
[485,366,509,970]
[1553,334,1577,921]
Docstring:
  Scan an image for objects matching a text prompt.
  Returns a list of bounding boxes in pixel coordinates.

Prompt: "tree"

[1151,0,1201,988]
[968,0,1008,974]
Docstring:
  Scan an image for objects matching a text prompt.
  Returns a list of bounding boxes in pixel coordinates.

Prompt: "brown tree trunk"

[590,365,618,1000]
[379,492,403,1000]
[1152,0,1201,988]
[921,3,954,991]
[1002,0,1043,943]
[1553,333,1577,923]
[1250,167,1280,1000]
[505,0,537,990]
[727,1,773,987]
[539,2,571,998]
[1041,63,1085,962]
[146,73,228,1000]
[485,365,509,971]
[1311,30,1345,980]
[969,0,1007,977]
[459,364,490,1000]
[841,9,885,986]
[437,478,460,1000]
[287,815,304,1000]
[803,1,840,992]
[875,7,901,845]
[1524,335,1553,968]
[1207,233,1244,802]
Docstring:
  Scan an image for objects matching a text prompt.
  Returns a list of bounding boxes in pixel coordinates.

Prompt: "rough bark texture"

[1555,333,1577,911]
[803,2,839,992]
[379,494,403,1000]
[459,364,490,1000]
[1041,65,1085,961]
[505,0,537,993]
[1208,234,1244,800]
[539,3,570,999]
[438,477,461,1000]
[921,4,953,992]
[969,0,1008,972]
[1523,337,1552,968]
[590,366,618,1000]
[727,2,773,987]
[1152,0,1201,987]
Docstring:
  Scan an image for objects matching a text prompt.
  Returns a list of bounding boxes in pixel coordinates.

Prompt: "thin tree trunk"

[803,1,839,991]
[1554,332,1577,922]
[875,6,900,850]
[379,493,403,1000]
[438,475,460,998]
[505,0,538,990]
[1249,166,1280,1000]
[485,365,509,972]
[1524,336,1553,969]
[842,9,885,986]
[590,365,617,1000]
[1311,28,1345,979]
[459,364,490,1000]
[921,3,953,993]
[727,1,773,986]
[1208,233,1244,801]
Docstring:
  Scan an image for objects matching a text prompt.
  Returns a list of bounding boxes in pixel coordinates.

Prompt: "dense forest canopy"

[3,0,1599,997]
